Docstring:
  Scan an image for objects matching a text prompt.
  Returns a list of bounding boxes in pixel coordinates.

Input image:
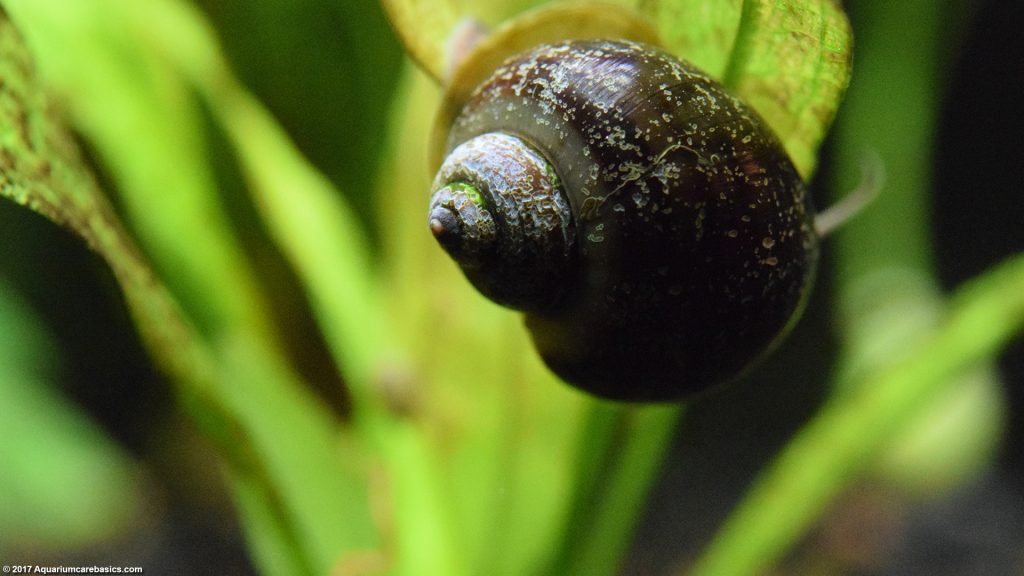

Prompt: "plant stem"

[546,404,682,576]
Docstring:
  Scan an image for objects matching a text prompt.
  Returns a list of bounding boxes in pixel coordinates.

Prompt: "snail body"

[430,39,817,401]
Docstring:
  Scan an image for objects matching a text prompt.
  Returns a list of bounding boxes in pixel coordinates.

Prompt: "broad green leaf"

[726,0,852,180]
[639,0,853,179]
[381,0,460,81]
[388,0,850,179]
[637,0,742,78]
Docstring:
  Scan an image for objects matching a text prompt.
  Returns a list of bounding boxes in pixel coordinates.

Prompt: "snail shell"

[429,38,818,401]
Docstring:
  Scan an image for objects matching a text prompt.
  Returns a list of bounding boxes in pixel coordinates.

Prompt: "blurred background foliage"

[0,0,1021,575]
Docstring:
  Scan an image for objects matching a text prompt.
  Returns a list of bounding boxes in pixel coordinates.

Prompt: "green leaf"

[0,4,381,572]
[216,334,379,575]
[543,404,681,576]
[108,2,460,573]
[690,252,1024,575]
[2,0,280,345]
[0,0,218,418]
[637,0,742,79]
[389,0,851,179]
[381,0,460,81]
[102,0,388,417]
[826,0,1002,501]
[639,0,853,179]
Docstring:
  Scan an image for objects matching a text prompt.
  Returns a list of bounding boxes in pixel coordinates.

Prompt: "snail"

[427,10,819,402]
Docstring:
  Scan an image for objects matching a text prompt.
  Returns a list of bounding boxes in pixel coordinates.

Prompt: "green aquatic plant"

[0,0,1019,574]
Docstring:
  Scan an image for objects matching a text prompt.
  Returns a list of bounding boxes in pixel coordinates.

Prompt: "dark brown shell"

[434,39,818,401]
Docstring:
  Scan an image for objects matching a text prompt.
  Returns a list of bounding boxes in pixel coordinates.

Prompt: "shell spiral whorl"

[429,132,576,312]
[430,39,818,401]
